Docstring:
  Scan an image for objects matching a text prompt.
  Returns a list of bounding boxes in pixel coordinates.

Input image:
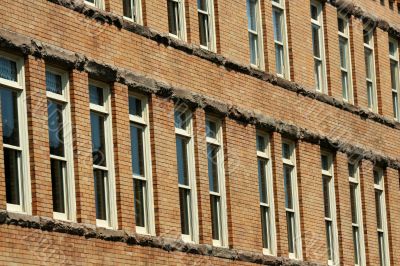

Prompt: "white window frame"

[348,162,366,266]
[272,0,290,79]
[123,0,143,24]
[321,151,339,265]
[256,131,276,255]
[373,168,390,266]
[197,0,217,52]
[389,36,400,120]
[46,67,76,222]
[175,106,199,243]
[89,80,117,229]
[364,28,378,113]
[168,0,187,41]
[311,0,328,93]
[338,13,354,103]
[0,51,31,214]
[206,116,228,247]
[129,91,156,236]
[85,0,104,9]
[247,0,265,70]
[282,139,302,260]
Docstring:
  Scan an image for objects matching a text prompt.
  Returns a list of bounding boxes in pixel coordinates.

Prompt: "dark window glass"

[207,144,219,193]
[206,120,217,138]
[374,170,381,185]
[350,182,358,224]
[4,148,20,205]
[261,206,270,249]
[89,85,104,106]
[91,112,106,166]
[130,124,145,177]
[168,0,179,36]
[51,159,65,214]
[286,212,295,253]
[323,175,331,218]
[210,195,220,240]
[321,154,329,171]
[310,4,318,20]
[198,12,209,47]
[129,96,142,117]
[0,57,17,81]
[258,158,268,204]
[179,188,191,235]
[282,143,291,159]
[1,88,19,146]
[94,169,107,220]
[198,0,207,11]
[375,190,383,230]
[256,135,266,152]
[284,165,293,209]
[338,17,345,33]
[174,110,188,130]
[247,0,257,31]
[123,0,132,18]
[176,136,189,186]
[48,100,65,157]
[134,179,146,227]
[46,71,63,95]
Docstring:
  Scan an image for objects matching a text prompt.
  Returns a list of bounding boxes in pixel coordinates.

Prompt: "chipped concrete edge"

[0,27,399,170]
[0,210,322,266]
[43,0,400,130]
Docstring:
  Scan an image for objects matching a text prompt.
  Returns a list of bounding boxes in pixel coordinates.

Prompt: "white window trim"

[168,0,187,41]
[206,116,228,247]
[257,131,276,255]
[85,0,104,9]
[0,51,32,215]
[282,139,302,260]
[89,80,117,229]
[248,0,265,70]
[175,106,199,243]
[389,36,400,121]
[123,0,143,25]
[364,29,378,113]
[46,67,76,222]
[198,0,217,52]
[129,91,156,236]
[272,0,290,80]
[338,13,354,103]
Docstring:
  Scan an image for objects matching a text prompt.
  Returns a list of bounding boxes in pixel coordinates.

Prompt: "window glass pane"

[367,81,374,108]
[249,33,258,65]
[338,17,345,33]
[51,159,66,214]
[321,154,329,171]
[312,25,321,58]
[123,0,132,18]
[286,212,295,253]
[258,158,268,204]
[282,143,291,160]
[134,179,146,227]
[176,136,189,186]
[198,13,209,47]
[0,57,17,81]
[390,60,398,91]
[48,100,65,157]
[247,0,257,31]
[94,169,107,221]
[314,59,322,90]
[389,40,396,56]
[350,182,358,224]
[275,44,284,75]
[310,4,318,21]
[325,221,333,260]
[339,37,347,69]
[284,165,293,209]
[348,163,355,178]
[210,194,220,240]
[256,134,266,152]
[4,148,20,205]
[206,120,217,139]
[261,206,270,249]
[130,124,145,177]
[393,92,399,119]
[207,144,219,193]
[197,0,207,11]
[365,48,373,79]
[374,170,381,185]
[129,96,142,117]
[90,112,106,166]
[375,190,383,230]
[174,110,188,130]
[179,187,191,235]
[378,232,386,266]
[46,71,63,95]
[168,0,179,36]
[323,175,331,218]
[89,85,104,106]
[342,71,349,100]
[0,88,19,146]
[363,30,370,45]
[353,227,360,265]
[273,9,282,42]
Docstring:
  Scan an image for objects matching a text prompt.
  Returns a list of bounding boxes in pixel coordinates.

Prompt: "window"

[46,68,76,221]
[198,0,216,51]
[123,0,143,24]
[129,92,155,235]
[89,81,117,229]
[272,0,290,79]
[206,116,228,247]
[0,52,31,214]
[348,163,366,266]
[257,132,276,255]
[175,107,198,243]
[321,152,339,265]
[374,168,390,266]
[282,140,302,259]
[389,37,400,120]
[311,1,327,93]
[168,0,187,40]
[247,0,264,69]
[364,28,378,112]
[338,14,353,102]
[85,0,104,9]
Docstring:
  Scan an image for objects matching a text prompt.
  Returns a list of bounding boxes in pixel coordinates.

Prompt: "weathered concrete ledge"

[0,210,321,265]
[43,0,400,131]
[0,27,399,169]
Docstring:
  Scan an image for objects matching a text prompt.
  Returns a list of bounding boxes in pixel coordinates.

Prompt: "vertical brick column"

[111,83,135,232]
[223,120,261,252]
[359,160,380,265]
[185,0,200,45]
[270,132,288,257]
[25,55,52,217]
[142,0,168,32]
[0,98,5,210]
[149,95,180,238]
[296,141,326,263]
[69,70,96,225]
[261,0,274,73]
[384,168,400,263]
[285,0,314,88]
[334,152,354,265]
[105,0,123,14]
[192,108,212,244]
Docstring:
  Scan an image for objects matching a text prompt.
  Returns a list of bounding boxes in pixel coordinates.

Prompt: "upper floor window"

[198,0,216,51]
[311,0,327,93]
[123,0,143,24]
[85,0,104,9]
[338,14,353,103]
[363,27,378,112]
[247,0,264,69]
[389,37,400,120]
[0,52,31,214]
[272,0,290,79]
[168,0,187,40]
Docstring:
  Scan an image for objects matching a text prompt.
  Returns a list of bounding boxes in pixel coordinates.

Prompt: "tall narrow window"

[311,1,327,93]
[123,0,143,24]
[257,132,276,255]
[247,0,264,69]
[129,92,155,235]
[348,163,366,266]
[272,0,290,79]
[364,28,378,112]
[46,68,75,221]
[89,81,117,229]
[282,140,302,259]
[374,168,390,266]
[0,52,30,214]
[206,117,228,247]
[198,0,216,51]
[85,0,104,9]
[168,0,186,40]
[338,14,353,102]
[321,152,339,265]
[175,107,198,243]
[389,37,400,120]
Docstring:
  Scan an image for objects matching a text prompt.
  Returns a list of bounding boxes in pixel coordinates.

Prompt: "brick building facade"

[0,0,399,265]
